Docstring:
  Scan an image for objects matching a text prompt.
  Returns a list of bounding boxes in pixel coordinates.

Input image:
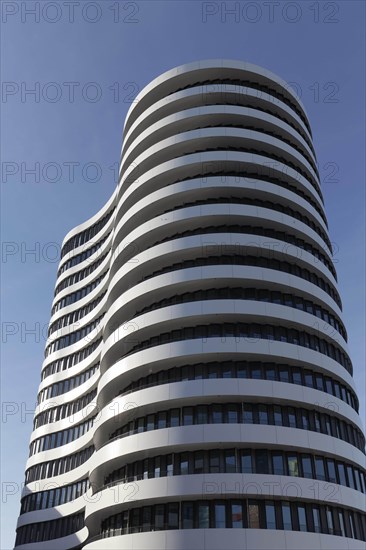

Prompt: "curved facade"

[15,60,366,550]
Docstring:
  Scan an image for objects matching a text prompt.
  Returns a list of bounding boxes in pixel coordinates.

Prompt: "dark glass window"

[209,451,220,473]
[288,408,296,428]
[301,455,313,479]
[338,510,346,536]
[241,451,252,474]
[312,507,321,533]
[183,407,193,425]
[170,409,180,427]
[227,404,239,424]
[180,454,189,475]
[182,502,194,529]
[292,368,302,385]
[326,459,337,483]
[273,406,282,426]
[157,412,167,429]
[194,452,204,474]
[198,503,210,528]
[279,366,289,383]
[256,450,269,474]
[154,504,165,530]
[214,503,226,528]
[272,453,285,475]
[338,463,347,486]
[315,457,326,481]
[224,450,236,473]
[326,506,334,535]
[265,501,276,529]
[298,505,307,532]
[346,466,355,489]
[282,502,292,530]
[243,404,253,423]
[167,503,179,530]
[258,405,268,425]
[212,404,223,424]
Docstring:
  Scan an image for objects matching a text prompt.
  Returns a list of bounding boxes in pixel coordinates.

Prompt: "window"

[346,466,355,489]
[312,506,321,533]
[212,404,223,424]
[167,503,179,530]
[288,408,296,428]
[146,415,154,431]
[297,505,307,532]
[255,450,269,474]
[292,368,302,385]
[282,502,292,530]
[265,501,276,529]
[258,405,268,425]
[225,450,236,473]
[349,513,356,538]
[183,407,193,425]
[279,366,289,382]
[273,406,282,426]
[301,455,313,479]
[264,365,276,380]
[231,501,244,528]
[209,450,220,473]
[180,454,189,475]
[315,374,324,391]
[154,457,161,478]
[142,507,151,532]
[227,404,239,424]
[338,510,346,536]
[196,405,208,424]
[315,457,326,481]
[166,455,173,477]
[130,509,140,533]
[154,504,165,530]
[272,453,285,475]
[326,506,334,534]
[214,503,226,528]
[243,404,253,423]
[182,502,194,529]
[338,463,347,486]
[157,412,167,429]
[170,409,180,427]
[198,503,210,528]
[326,459,337,483]
[287,455,299,477]
[241,451,252,474]
[194,452,204,474]
[248,501,260,528]
[301,409,309,430]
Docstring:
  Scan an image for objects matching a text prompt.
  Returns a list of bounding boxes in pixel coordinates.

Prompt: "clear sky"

[1,1,365,548]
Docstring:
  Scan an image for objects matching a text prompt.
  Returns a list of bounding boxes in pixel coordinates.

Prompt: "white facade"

[15,60,366,549]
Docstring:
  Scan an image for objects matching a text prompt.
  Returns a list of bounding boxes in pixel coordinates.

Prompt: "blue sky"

[1,1,365,547]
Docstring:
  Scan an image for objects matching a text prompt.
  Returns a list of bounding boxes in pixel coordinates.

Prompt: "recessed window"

[214,503,226,528]
[198,503,210,528]
[315,457,326,481]
[231,501,244,528]
[265,501,276,529]
[272,453,285,475]
[287,455,299,477]
[248,501,260,529]
[297,505,307,532]
[282,502,292,530]
[312,506,321,533]
[182,502,194,529]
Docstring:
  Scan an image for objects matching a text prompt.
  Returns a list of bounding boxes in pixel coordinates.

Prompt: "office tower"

[15,60,366,549]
